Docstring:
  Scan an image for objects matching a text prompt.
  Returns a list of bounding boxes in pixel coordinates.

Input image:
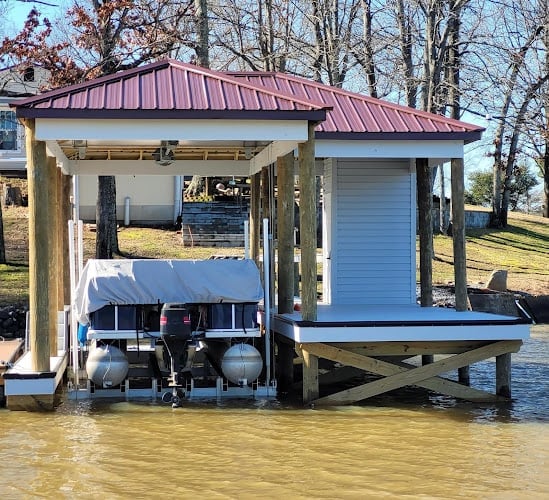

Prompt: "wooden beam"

[25,118,51,372]
[68,159,252,176]
[303,341,521,405]
[249,172,261,264]
[298,122,317,321]
[451,158,468,311]
[301,343,503,402]
[277,152,295,314]
[416,158,433,307]
[332,340,493,356]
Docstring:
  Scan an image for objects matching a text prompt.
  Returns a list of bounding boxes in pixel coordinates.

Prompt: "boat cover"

[74,259,264,325]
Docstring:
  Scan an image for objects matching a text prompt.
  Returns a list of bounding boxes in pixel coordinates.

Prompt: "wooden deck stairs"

[181,200,249,247]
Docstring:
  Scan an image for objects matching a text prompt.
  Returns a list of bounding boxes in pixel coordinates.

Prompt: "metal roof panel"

[11,59,328,119]
[230,72,484,139]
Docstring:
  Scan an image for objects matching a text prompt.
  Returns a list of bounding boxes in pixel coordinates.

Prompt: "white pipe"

[72,175,80,222]
[174,175,182,223]
[244,220,249,259]
[68,220,79,387]
[77,220,84,276]
[124,196,131,226]
[263,218,271,391]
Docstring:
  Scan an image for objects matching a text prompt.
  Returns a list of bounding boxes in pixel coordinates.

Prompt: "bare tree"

[1,1,195,257]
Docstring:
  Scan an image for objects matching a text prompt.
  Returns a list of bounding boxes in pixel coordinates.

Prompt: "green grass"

[0,263,29,306]
[1,207,548,307]
[425,214,549,293]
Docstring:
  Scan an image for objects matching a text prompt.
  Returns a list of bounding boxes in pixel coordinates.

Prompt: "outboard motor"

[160,303,192,407]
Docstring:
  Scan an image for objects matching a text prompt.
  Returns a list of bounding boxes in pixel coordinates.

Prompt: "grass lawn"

[1,205,548,307]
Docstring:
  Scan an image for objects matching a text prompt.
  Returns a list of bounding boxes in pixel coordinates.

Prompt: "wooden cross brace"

[299,340,522,406]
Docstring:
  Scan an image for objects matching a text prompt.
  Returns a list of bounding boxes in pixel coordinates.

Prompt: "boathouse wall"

[78,174,175,223]
[323,158,416,305]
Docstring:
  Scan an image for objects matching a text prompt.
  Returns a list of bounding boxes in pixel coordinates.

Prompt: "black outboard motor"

[160,303,192,407]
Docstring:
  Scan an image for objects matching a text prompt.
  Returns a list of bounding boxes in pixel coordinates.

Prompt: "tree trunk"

[544,140,549,218]
[96,176,118,258]
[396,0,417,108]
[194,0,210,67]
[0,199,5,264]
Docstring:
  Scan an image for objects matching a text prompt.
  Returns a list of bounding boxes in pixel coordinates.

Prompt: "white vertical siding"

[328,159,416,305]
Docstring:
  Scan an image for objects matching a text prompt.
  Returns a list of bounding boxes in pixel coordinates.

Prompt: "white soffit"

[315,140,464,159]
[35,118,311,142]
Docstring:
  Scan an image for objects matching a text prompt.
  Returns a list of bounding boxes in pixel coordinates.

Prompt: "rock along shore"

[0,305,27,339]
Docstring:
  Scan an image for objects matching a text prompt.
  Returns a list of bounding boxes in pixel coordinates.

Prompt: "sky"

[2,1,63,36]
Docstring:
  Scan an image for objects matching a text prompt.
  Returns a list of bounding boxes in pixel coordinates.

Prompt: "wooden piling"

[298,122,317,322]
[451,158,467,311]
[276,338,295,394]
[62,174,72,304]
[416,158,433,307]
[422,355,434,365]
[458,366,470,385]
[25,118,51,372]
[496,353,512,398]
[300,346,319,404]
[48,156,59,356]
[277,152,295,314]
[249,172,261,264]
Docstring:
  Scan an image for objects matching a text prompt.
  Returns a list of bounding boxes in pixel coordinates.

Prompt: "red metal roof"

[12,59,328,121]
[229,72,484,143]
[11,59,483,142]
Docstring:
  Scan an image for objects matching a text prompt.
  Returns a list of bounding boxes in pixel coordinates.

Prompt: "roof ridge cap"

[173,62,330,110]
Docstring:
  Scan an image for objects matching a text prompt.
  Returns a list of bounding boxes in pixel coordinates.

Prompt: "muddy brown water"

[1,325,547,498]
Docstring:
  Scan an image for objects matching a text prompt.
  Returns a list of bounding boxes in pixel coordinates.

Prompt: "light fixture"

[72,140,87,159]
[153,140,179,166]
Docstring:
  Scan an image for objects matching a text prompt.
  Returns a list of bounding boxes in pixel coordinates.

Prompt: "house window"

[23,67,35,82]
[0,110,18,150]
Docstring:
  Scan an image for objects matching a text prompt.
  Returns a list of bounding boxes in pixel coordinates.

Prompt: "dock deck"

[270,304,529,405]
[272,304,530,342]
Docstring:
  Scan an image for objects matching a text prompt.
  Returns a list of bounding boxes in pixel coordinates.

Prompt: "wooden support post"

[298,122,317,321]
[25,119,51,372]
[301,346,319,404]
[422,355,434,365]
[62,174,72,304]
[276,338,295,394]
[416,158,433,307]
[458,366,470,386]
[249,172,261,264]
[260,166,270,223]
[277,152,295,314]
[496,353,512,398]
[451,158,468,311]
[47,156,59,356]
[56,166,64,309]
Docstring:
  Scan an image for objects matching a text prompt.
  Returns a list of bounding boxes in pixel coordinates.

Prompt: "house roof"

[229,72,484,143]
[11,59,329,121]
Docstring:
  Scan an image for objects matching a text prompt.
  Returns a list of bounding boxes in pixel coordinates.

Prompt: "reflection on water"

[1,326,547,499]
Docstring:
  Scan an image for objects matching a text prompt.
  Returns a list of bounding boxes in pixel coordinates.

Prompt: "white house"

[0,65,49,177]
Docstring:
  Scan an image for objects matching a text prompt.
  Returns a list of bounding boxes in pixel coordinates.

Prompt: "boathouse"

[5,59,529,410]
